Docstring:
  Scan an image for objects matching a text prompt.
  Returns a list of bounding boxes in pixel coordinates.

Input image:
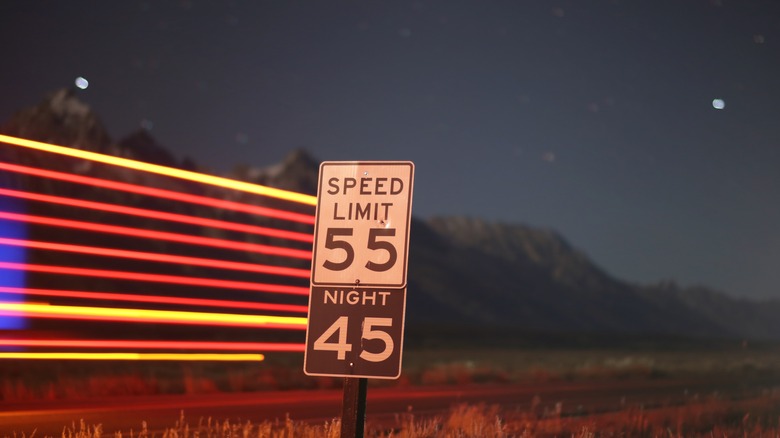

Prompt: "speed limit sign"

[310,162,414,288]
[305,161,414,379]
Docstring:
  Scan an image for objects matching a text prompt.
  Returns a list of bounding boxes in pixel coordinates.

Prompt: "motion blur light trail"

[0,135,315,360]
[0,286,308,314]
[0,237,311,278]
[0,187,314,243]
[0,352,265,361]
[0,339,304,352]
[0,262,310,295]
[0,161,315,225]
[0,195,26,330]
[0,302,308,329]
[0,134,318,205]
[0,211,312,260]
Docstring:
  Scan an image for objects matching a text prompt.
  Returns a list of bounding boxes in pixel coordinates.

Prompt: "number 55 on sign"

[310,162,414,288]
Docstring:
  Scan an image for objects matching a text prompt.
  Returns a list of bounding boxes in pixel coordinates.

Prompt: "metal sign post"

[304,161,414,437]
[340,377,368,437]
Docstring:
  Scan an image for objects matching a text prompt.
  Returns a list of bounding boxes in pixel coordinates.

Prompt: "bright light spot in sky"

[712,99,725,110]
[75,77,89,90]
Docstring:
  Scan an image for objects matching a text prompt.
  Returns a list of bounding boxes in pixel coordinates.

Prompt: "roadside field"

[2,345,779,437]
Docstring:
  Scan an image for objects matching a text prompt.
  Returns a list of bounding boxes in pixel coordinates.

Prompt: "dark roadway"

[1,377,775,436]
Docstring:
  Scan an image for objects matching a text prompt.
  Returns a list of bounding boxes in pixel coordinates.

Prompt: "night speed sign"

[305,161,414,379]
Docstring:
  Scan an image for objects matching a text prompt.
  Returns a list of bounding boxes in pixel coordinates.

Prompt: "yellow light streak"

[0,352,265,361]
[0,302,308,328]
[0,134,317,206]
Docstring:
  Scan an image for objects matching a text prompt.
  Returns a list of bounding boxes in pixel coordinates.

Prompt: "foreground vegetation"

[46,394,780,438]
[4,344,780,401]
[3,345,780,437]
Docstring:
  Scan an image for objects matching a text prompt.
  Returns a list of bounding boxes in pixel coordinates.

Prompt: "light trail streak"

[0,237,311,278]
[0,135,318,362]
[0,262,310,296]
[0,339,305,352]
[0,352,266,361]
[0,161,315,225]
[0,187,314,243]
[0,134,318,206]
[0,286,308,314]
[0,302,308,329]
[0,211,312,260]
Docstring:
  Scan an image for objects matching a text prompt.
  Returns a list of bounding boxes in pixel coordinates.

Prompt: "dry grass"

[385,403,506,438]
[7,395,778,438]
[3,347,780,437]
[3,346,780,402]
[503,394,780,437]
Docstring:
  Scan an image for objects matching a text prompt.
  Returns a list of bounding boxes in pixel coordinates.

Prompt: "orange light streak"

[0,187,313,243]
[0,134,318,206]
[0,211,312,260]
[0,262,310,296]
[0,161,315,225]
[0,302,308,329]
[0,352,265,361]
[0,286,308,314]
[0,237,310,279]
[0,339,305,352]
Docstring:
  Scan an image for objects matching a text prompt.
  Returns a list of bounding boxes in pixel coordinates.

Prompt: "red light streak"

[0,237,311,279]
[0,262,310,296]
[0,352,266,361]
[0,339,305,352]
[0,302,308,329]
[0,187,314,243]
[0,286,308,314]
[0,211,312,260]
[0,161,315,225]
[0,135,319,361]
[0,134,318,206]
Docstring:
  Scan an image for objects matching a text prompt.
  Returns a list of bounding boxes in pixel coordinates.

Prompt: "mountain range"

[1,89,778,343]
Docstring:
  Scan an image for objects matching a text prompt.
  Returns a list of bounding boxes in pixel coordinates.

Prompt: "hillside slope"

[2,89,777,342]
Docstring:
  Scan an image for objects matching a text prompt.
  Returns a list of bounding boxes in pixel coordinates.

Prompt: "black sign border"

[303,286,407,379]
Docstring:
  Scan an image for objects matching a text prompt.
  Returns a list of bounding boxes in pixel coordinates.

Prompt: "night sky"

[1,1,779,300]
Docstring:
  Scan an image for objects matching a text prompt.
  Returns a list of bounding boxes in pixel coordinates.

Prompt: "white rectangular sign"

[310,161,414,288]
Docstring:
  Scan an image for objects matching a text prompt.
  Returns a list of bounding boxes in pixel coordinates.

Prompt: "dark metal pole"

[340,377,367,437]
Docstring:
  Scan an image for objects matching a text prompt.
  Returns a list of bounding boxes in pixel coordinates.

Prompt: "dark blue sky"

[2,1,779,300]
